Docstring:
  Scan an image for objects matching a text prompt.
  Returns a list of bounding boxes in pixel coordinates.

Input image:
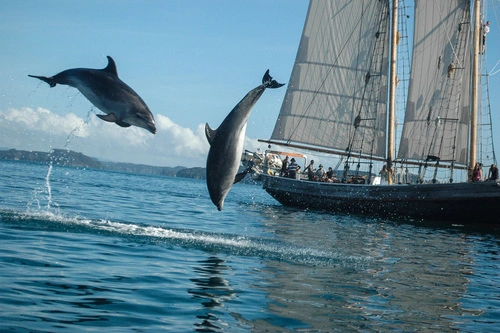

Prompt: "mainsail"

[397,0,472,167]
[270,0,391,160]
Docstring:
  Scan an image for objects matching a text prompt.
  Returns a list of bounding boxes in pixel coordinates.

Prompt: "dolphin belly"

[74,83,124,114]
[206,123,247,210]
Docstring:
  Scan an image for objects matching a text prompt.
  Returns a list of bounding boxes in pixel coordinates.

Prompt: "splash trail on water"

[0,209,371,268]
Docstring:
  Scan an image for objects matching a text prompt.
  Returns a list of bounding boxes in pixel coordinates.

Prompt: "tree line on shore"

[0,148,207,179]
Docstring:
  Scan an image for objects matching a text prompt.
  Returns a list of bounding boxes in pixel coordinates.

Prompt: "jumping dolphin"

[29,56,156,134]
[205,70,284,211]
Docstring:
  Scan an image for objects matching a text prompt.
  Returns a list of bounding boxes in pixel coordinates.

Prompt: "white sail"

[397,0,472,166]
[270,0,390,159]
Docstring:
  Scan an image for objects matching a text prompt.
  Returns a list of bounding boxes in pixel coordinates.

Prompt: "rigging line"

[395,0,411,156]
[345,0,374,157]
[482,63,497,165]
[435,0,468,69]
[434,5,470,167]
[412,4,455,165]
[285,1,379,144]
[343,1,389,161]
[491,0,500,32]
[488,58,500,75]
[356,8,390,165]
[485,0,500,74]
[484,0,500,75]
[490,68,500,76]
[420,3,470,178]
[333,155,344,172]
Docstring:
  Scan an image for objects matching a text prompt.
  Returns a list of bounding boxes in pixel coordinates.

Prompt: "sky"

[1,1,500,168]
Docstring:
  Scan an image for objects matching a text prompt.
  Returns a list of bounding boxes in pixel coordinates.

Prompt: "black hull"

[262,175,500,225]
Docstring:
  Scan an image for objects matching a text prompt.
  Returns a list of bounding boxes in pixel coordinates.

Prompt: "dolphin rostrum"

[205,70,284,211]
[29,56,156,134]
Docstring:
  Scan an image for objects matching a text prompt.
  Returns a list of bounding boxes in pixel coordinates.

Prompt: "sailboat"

[257,0,500,224]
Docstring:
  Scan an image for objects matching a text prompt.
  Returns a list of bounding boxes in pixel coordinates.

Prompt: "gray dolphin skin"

[29,56,156,134]
[205,70,284,211]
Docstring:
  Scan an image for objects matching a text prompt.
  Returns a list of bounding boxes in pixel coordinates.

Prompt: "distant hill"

[0,148,208,180]
[0,148,102,169]
[101,161,185,177]
[177,167,205,179]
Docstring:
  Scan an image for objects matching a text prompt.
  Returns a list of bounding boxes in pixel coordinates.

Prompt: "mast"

[469,0,480,181]
[387,0,398,185]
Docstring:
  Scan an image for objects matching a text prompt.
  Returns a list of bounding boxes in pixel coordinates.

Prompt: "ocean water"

[1,160,499,332]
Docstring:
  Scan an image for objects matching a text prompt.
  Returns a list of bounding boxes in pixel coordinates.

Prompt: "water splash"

[64,106,94,148]
[45,162,53,210]
[36,106,95,213]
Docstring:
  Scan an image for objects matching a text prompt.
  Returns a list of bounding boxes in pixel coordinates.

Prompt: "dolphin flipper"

[97,113,119,123]
[28,75,57,88]
[234,169,250,184]
[205,123,217,145]
[262,69,285,89]
[97,113,131,127]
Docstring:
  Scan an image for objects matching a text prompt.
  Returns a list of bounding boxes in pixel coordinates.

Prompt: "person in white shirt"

[482,21,490,54]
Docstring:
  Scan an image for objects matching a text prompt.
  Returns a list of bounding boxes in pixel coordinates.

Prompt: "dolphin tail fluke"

[262,69,285,89]
[28,75,57,88]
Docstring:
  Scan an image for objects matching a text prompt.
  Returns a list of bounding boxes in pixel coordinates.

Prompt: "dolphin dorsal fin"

[205,123,217,145]
[103,56,118,77]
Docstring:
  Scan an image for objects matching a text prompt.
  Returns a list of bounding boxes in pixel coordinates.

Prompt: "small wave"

[0,209,370,267]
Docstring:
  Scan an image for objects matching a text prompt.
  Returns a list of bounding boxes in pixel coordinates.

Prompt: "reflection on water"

[252,206,479,332]
[189,256,236,332]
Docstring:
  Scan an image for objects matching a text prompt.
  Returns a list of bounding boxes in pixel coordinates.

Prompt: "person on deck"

[315,164,326,181]
[280,156,289,177]
[379,164,389,184]
[326,167,335,182]
[304,160,316,181]
[488,164,498,181]
[287,158,298,179]
[472,162,483,182]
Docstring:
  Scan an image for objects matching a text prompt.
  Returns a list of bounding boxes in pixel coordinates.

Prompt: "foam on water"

[1,209,370,268]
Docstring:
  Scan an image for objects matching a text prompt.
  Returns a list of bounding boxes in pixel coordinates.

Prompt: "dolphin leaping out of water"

[29,56,156,134]
[205,70,285,211]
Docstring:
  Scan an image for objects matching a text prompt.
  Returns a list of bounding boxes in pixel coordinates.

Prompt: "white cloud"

[0,107,210,167]
[156,114,208,156]
[2,107,89,137]
[0,107,269,168]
